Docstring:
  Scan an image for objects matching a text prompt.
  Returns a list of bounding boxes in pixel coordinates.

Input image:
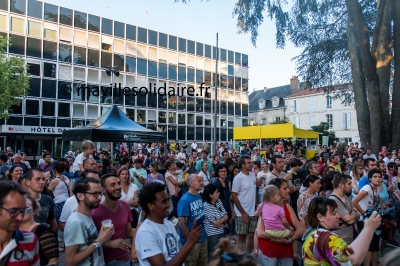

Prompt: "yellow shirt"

[329,164,342,173]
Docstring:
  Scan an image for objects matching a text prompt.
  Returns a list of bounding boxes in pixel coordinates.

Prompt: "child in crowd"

[254,185,299,259]
[175,162,184,183]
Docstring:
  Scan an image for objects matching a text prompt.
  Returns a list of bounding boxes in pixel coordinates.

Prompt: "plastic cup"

[102,219,112,231]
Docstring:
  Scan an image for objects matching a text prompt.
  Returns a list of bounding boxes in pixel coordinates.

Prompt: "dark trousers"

[168,195,180,220]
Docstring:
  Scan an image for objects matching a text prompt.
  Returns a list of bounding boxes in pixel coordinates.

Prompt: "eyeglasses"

[219,170,227,173]
[84,191,103,198]
[0,205,31,218]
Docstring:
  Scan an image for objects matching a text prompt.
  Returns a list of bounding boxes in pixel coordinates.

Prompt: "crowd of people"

[0,139,400,265]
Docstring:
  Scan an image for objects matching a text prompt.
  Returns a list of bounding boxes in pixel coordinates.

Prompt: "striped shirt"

[203,200,227,236]
[0,230,40,265]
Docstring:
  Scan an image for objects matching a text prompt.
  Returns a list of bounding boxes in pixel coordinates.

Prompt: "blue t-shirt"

[177,192,207,244]
[358,176,370,191]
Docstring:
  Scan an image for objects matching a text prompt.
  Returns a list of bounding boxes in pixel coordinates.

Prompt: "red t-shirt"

[259,203,293,258]
[92,200,133,263]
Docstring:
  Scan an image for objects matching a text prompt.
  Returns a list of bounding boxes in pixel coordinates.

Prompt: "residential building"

[249,76,303,124]
[0,0,250,159]
[285,88,359,144]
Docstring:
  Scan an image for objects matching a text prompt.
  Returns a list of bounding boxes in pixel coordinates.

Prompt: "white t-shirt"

[358,184,381,220]
[191,143,198,150]
[59,196,78,223]
[232,171,256,216]
[136,219,180,266]
[72,153,93,173]
[120,183,139,210]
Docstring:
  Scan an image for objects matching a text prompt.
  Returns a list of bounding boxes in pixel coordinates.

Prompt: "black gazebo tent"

[62,105,166,143]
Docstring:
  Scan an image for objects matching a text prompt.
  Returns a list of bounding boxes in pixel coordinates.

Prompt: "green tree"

[311,122,339,146]
[0,35,30,119]
[178,0,399,153]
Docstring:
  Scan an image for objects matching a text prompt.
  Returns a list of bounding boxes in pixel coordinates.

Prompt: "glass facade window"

[24,117,39,126]
[235,52,241,65]
[168,65,177,80]
[228,102,234,115]
[228,65,234,75]
[158,62,167,79]
[168,126,176,140]
[213,47,217,59]
[235,77,241,90]
[60,7,73,26]
[169,35,177,50]
[196,70,203,84]
[126,24,136,40]
[195,127,203,141]
[178,126,186,140]
[88,15,100,32]
[187,97,194,111]
[28,0,42,19]
[42,79,56,99]
[235,103,241,116]
[26,37,41,58]
[74,11,87,30]
[148,61,157,77]
[0,0,7,11]
[187,68,194,83]
[196,98,203,112]
[159,111,167,123]
[178,38,186,53]
[220,48,226,61]
[42,101,55,116]
[58,81,71,100]
[204,99,211,113]
[242,79,248,91]
[28,62,40,76]
[9,34,25,54]
[158,96,167,109]
[148,30,157,46]
[204,71,211,85]
[228,50,234,63]
[10,0,25,14]
[59,44,72,62]
[137,58,147,75]
[114,54,124,70]
[242,104,249,117]
[114,21,124,38]
[101,51,112,68]
[43,40,57,60]
[168,96,177,110]
[125,56,136,73]
[159,33,167,48]
[196,42,203,57]
[227,76,234,89]
[178,66,186,81]
[220,101,227,114]
[187,40,194,54]
[11,17,24,34]
[74,46,86,65]
[242,54,248,66]
[138,27,147,43]
[28,78,40,97]
[44,3,58,22]
[25,99,39,115]
[205,44,211,58]
[102,18,112,35]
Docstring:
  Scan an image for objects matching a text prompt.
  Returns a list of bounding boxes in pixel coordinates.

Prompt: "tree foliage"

[311,122,339,146]
[0,35,30,119]
[270,116,291,124]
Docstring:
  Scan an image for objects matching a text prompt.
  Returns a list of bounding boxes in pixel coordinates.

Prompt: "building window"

[102,18,113,35]
[308,115,315,129]
[272,98,279,108]
[126,24,136,40]
[44,3,58,22]
[60,7,73,26]
[159,33,167,48]
[88,15,100,32]
[114,21,125,38]
[294,117,300,128]
[262,118,267,124]
[258,100,265,109]
[326,114,333,129]
[327,96,332,108]
[343,112,351,129]
[169,35,177,50]
[74,11,87,30]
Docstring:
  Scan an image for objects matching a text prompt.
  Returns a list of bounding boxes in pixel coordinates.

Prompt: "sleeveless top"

[53,177,70,204]
[259,203,293,258]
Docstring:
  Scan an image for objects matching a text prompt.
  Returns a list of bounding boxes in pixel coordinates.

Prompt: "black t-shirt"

[320,151,330,162]
[102,159,111,175]
[35,194,55,224]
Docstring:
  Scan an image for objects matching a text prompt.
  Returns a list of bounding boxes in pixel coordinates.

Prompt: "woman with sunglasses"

[20,195,59,265]
[352,169,384,266]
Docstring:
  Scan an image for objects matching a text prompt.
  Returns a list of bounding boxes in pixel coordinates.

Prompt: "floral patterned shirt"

[303,228,354,266]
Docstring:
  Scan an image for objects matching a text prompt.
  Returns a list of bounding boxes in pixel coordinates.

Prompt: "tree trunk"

[391,0,400,149]
[375,0,392,146]
[347,20,371,148]
[345,0,383,154]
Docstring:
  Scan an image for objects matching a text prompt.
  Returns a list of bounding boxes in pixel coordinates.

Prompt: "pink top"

[257,203,286,231]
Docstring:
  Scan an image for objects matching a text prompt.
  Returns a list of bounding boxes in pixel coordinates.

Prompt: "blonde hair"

[82,140,95,150]
[262,185,279,203]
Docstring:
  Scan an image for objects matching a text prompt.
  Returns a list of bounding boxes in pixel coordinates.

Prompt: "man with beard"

[92,173,133,266]
[64,178,114,265]
[329,174,359,244]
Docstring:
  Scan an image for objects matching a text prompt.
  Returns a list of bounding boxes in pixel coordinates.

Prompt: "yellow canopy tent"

[234,123,320,159]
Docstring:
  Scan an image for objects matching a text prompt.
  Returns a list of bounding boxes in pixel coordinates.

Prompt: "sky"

[44,0,302,91]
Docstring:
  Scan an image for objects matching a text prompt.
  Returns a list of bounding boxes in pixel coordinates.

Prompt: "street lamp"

[105,66,120,105]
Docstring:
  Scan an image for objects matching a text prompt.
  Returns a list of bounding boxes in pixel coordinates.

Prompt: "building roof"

[286,88,321,98]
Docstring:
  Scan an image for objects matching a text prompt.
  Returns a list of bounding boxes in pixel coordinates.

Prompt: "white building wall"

[285,94,360,144]
[249,108,285,125]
